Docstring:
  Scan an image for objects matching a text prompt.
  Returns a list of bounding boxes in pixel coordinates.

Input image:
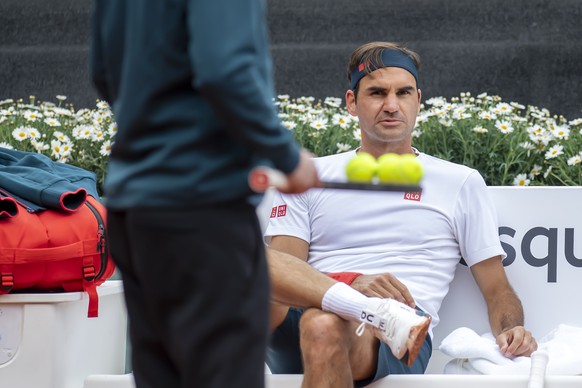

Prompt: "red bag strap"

[0,239,100,263]
[83,256,99,318]
[0,264,14,291]
[0,243,103,318]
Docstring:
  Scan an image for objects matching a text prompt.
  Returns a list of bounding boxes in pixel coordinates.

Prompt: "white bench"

[85,187,582,387]
[259,186,582,386]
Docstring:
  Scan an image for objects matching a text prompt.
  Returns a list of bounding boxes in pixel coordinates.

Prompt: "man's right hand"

[281,149,320,194]
[351,273,416,308]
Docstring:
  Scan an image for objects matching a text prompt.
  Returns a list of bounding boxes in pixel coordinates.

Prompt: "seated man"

[264,41,538,388]
[266,247,431,365]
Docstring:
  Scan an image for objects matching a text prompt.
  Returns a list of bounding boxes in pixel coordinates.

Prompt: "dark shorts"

[266,307,432,387]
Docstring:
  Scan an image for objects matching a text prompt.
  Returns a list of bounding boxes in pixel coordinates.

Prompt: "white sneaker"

[356,299,431,367]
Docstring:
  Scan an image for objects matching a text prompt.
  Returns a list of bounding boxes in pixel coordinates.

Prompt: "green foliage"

[1,93,580,196]
[277,93,582,186]
[0,96,115,196]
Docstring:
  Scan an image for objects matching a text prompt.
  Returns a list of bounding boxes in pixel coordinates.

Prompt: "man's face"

[346,67,421,150]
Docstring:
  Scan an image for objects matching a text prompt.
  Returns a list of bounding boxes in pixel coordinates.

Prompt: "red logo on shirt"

[277,205,287,217]
[270,207,277,218]
[403,191,422,202]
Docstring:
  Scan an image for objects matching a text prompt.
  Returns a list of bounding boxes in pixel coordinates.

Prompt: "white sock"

[321,282,382,322]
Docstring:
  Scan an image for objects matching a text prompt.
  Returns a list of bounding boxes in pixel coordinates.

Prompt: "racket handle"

[248,167,290,193]
[527,350,549,388]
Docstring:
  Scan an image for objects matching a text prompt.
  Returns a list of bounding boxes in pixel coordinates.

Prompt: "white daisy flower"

[432,108,447,117]
[52,131,70,142]
[336,143,351,153]
[92,113,105,125]
[544,144,564,159]
[96,101,110,110]
[332,114,351,129]
[479,111,498,120]
[0,142,14,149]
[30,139,49,152]
[91,131,105,142]
[510,102,526,110]
[324,97,342,108]
[44,117,61,127]
[56,95,67,101]
[543,166,553,179]
[493,102,513,115]
[529,165,542,179]
[27,127,41,139]
[538,133,553,146]
[281,121,297,130]
[76,109,91,119]
[353,129,362,141]
[100,140,113,157]
[73,125,95,140]
[551,125,570,139]
[452,110,471,120]
[568,118,582,126]
[108,122,118,136]
[53,107,73,117]
[23,110,42,121]
[473,126,488,134]
[526,125,545,137]
[438,118,453,127]
[61,142,73,157]
[12,126,29,141]
[513,174,530,186]
[309,118,328,131]
[293,104,307,113]
[50,140,65,158]
[567,155,581,166]
[425,97,446,106]
[495,120,514,134]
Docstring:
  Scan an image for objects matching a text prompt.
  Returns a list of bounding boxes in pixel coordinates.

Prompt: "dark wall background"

[1,0,581,119]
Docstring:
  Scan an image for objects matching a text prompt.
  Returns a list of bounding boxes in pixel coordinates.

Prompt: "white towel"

[439,325,582,375]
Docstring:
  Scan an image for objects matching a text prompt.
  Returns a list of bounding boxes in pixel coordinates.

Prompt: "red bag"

[0,195,115,317]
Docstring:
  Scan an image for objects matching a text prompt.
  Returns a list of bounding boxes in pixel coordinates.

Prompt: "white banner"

[434,187,582,346]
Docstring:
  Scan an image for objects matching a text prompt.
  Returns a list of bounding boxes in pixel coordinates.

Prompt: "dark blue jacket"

[90,0,300,209]
[0,148,99,212]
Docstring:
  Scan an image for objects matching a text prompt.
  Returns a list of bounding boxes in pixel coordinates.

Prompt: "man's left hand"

[496,326,538,357]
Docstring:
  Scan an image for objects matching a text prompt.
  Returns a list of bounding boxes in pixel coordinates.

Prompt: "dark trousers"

[107,202,269,388]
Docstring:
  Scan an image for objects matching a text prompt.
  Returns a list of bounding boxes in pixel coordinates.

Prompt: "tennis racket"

[248,167,422,193]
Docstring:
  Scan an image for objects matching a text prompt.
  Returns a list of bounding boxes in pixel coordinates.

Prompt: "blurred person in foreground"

[90,1,318,387]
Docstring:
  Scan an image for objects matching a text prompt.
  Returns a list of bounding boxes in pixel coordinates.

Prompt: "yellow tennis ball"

[376,153,405,184]
[400,154,424,185]
[345,152,377,183]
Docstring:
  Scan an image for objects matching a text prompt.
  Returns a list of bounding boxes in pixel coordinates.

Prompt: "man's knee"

[299,310,349,356]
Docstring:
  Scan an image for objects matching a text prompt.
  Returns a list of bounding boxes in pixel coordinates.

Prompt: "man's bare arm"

[267,236,334,308]
[471,256,538,356]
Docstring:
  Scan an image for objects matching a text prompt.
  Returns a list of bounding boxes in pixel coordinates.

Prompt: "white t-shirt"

[264,150,506,333]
